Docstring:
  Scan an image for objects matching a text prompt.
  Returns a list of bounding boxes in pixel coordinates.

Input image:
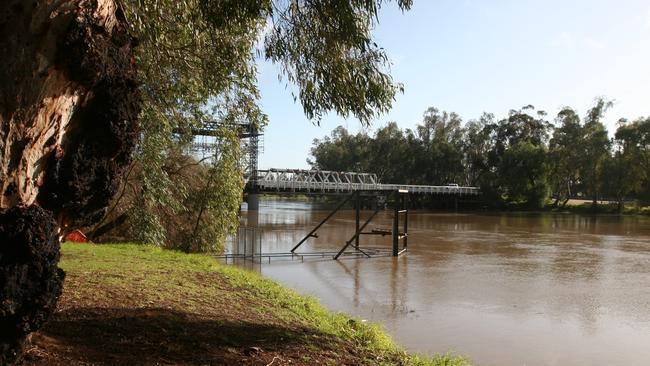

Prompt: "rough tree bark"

[0,0,140,364]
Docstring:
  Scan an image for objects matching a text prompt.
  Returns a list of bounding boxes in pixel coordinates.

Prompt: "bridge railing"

[256,180,381,192]
[378,184,480,195]
[253,169,480,195]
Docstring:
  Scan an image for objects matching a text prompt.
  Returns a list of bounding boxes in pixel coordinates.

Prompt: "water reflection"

[232,200,650,366]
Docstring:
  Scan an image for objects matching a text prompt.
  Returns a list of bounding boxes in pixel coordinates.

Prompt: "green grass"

[57,243,470,366]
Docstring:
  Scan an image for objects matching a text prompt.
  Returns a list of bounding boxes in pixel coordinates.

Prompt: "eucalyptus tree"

[498,141,549,208]
[485,106,549,175]
[308,126,372,172]
[463,113,496,187]
[631,117,650,204]
[608,117,650,209]
[1,1,140,362]
[580,98,613,208]
[401,128,425,184]
[487,105,552,206]
[119,0,267,246]
[548,108,583,206]
[368,122,409,183]
[109,0,413,248]
[416,107,466,185]
[495,105,551,148]
[0,0,412,361]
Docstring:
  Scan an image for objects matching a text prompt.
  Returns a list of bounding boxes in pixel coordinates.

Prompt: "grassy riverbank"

[547,201,650,215]
[24,243,468,365]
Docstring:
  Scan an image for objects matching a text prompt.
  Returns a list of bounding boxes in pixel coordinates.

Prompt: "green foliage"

[605,116,650,208]
[310,109,467,186]
[309,100,650,209]
[101,0,410,250]
[175,129,244,253]
[580,98,612,206]
[548,108,582,206]
[368,122,409,182]
[498,142,549,208]
[470,105,548,207]
[265,0,413,124]
[117,0,265,250]
[417,108,466,185]
[463,113,495,186]
[308,126,372,172]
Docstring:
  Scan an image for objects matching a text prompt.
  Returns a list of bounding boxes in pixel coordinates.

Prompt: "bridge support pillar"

[354,192,360,249]
[247,193,260,211]
[392,201,399,256]
[392,190,409,257]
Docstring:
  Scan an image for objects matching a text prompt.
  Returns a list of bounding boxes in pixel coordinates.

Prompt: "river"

[232,198,650,366]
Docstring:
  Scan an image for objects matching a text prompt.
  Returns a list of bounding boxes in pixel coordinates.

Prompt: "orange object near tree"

[66,230,89,243]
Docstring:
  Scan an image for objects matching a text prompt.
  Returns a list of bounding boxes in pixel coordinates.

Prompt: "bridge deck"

[251,169,480,195]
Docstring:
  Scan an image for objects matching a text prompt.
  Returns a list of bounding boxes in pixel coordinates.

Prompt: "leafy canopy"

[104,0,411,249]
[309,99,650,209]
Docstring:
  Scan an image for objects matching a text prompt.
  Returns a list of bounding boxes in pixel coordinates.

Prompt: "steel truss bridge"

[177,121,479,196]
[250,168,480,195]
[182,120,480,260]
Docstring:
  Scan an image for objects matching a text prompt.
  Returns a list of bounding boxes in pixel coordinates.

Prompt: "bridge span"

[247,168,480,197]
[242,169,481,257]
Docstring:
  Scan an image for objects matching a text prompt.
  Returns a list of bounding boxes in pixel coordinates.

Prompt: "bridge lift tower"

[174,121,263,199]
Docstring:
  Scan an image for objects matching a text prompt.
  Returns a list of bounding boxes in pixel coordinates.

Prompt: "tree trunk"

[617,196,624,213]
[0,0,140,363]
[87,212,129,240]
[551,196,560,208]
[591,168,598,210]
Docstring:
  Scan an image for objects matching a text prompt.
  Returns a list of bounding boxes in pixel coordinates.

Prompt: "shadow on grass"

[30,307,349,365]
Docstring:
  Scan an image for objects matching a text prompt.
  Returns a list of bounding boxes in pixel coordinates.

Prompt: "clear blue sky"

[257,0,650,169]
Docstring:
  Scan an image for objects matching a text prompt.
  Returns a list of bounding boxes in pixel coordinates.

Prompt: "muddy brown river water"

[232,199,650,366]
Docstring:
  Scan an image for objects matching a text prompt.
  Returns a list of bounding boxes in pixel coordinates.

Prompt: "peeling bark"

[0,0,140,363]
[1,0,140,228]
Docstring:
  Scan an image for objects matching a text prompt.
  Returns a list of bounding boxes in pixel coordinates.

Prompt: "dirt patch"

[25,307,366,366]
